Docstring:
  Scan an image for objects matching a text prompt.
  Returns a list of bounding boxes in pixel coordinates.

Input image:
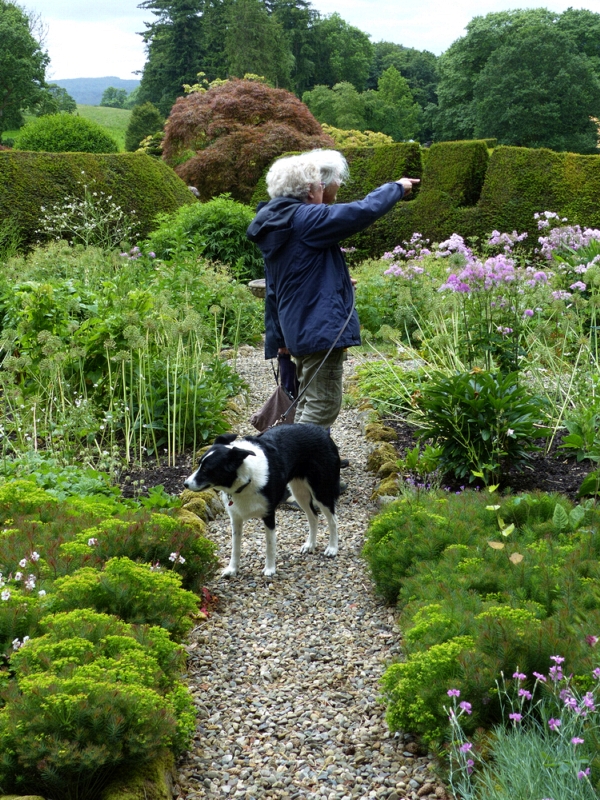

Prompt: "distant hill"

[53,77,140,107]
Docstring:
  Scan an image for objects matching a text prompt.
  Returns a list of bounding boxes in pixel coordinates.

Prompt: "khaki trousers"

[293,348,346,429]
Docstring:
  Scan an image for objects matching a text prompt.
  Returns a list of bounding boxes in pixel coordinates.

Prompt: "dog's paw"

[300,541,316,554]
[323,545,338,557]
[263,565,276,577]
[221,565,238,578]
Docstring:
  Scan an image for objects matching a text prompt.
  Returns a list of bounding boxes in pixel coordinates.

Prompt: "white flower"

[19,558,28,568]
[38,589,46,597]
[14,572,22,581]
[30,551,40,562]
[169,552,177,562]
[87,538,98,547]
[1,590,10,601]
[178,555,185,564]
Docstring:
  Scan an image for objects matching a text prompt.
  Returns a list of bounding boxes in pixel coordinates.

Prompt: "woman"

[247,152,417,429]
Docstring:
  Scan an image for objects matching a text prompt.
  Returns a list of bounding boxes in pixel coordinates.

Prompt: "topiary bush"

[0,150,195,249]
[162,78,334,202]
[14,113,119,153]
[125,102,163,152]
[148,195,265,279]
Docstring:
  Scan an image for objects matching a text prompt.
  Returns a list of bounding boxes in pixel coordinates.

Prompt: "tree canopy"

[101,87,128,108]
[0,0,49,131]
[434,8,600,152]
[162,78,332,201]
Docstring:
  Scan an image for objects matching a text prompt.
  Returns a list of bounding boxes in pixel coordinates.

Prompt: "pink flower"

[459,701,472,715]
[585,635,598,647]
[533,671,547,682]
[460,742,473,752]
[467,759,474,774]
[548,718,561,731]
[550,655,565,664]
[593,668,600,680]
[518,689,532,700]
[447,689,461,697]
[578,768,591,779]
[513,671,526,681]
[509,712,522,723]
[571,737,584,745]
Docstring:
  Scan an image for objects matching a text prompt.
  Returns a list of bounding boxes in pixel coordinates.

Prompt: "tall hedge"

[0,151,196,248]
[252,141,600,259]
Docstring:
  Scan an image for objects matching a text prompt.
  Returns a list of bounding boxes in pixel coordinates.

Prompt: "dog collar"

[227,478,252,505]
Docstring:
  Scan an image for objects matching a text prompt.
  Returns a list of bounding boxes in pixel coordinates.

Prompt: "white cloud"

[45,19,146,80]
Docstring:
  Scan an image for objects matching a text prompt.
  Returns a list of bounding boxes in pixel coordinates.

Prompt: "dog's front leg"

[222,512,243,577]
[262,512,276,577]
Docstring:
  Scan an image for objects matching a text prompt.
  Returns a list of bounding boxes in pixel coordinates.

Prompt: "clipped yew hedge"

[251,140,600,259]
[0,151,196,249]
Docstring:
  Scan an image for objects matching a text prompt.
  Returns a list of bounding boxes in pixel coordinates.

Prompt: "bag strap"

[268,287,356,429]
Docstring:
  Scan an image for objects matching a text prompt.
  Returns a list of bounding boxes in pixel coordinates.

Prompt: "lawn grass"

[76,105,132,151]
[1,107,132,151]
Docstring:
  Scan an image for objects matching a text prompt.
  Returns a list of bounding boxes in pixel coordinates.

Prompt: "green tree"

[32,84,77,116]
[311,13,373,91]
[472,24,600,153]
[433,8,600,152]
[125,101,164,151]
[364,66,420,141]
[368,42,438,108]
[225,0,293,88]
[303,82,366,129]
[0,0,49,131]
[266,0,317,95]
[124,86,141,109]
[100,86,128,108]
[137,0,209,116]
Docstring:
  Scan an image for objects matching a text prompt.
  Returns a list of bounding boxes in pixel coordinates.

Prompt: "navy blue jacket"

[247,182,404,359]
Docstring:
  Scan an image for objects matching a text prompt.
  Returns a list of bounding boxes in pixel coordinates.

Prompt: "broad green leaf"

[552,503,569,531]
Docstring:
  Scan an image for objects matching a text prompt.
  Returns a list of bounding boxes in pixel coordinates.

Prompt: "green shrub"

[416,371,550,484]
[148,195,265,281]
[0,151,195,249]
[125,102,163,152]
[0,608,195,798]
[367,489,600,743]
[48,557,199,640]
[14,113,119,153]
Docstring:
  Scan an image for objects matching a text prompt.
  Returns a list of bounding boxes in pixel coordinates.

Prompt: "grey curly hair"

[302,149,349,187]
[266,155,321,200]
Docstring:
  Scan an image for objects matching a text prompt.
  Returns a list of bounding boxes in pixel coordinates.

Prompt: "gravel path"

[174,346,447,800]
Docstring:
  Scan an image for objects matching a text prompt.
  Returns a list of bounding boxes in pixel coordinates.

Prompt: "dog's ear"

[214,433,238,445]
[230,447,256,467]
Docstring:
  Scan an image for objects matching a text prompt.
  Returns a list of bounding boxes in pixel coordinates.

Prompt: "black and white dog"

[184,424,341,577]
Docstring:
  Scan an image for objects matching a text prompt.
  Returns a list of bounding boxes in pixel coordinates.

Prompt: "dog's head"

[184,434,256,492]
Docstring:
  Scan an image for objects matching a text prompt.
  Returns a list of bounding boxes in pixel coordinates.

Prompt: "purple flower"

[549,665,563,682]
[548,718,562,731]
[509,712,522,723]
[467,758,474,774]
[533,671,547,682]
[551,655,565,664]
[459,701,472,715]
[513,671,527,681]
[523,309,534,317]
[578,768,591,779]
[460,742,473,752]
[518,689,532,701]
[585,635,598,647]
[148,252,156,258]
[447,689,461,697]
[571,737,584,745]
[593,667,600,680]
[570,281,587,292]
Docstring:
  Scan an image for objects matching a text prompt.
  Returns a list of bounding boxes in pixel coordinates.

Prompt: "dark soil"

[384,417,590,501]
[117,423,591,503]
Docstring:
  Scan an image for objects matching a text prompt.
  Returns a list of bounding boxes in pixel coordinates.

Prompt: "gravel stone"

[175,346,446,800]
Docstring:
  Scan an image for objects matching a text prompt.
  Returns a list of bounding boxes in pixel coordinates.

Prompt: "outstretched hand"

[396,177,420,196]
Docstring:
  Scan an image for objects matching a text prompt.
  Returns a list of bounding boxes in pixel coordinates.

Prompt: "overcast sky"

[27,0,600,81]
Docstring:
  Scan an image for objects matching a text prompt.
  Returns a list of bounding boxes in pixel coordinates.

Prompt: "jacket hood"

[246,196,303,258]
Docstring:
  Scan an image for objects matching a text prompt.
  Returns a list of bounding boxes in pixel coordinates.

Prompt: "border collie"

[184,424,341,577]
